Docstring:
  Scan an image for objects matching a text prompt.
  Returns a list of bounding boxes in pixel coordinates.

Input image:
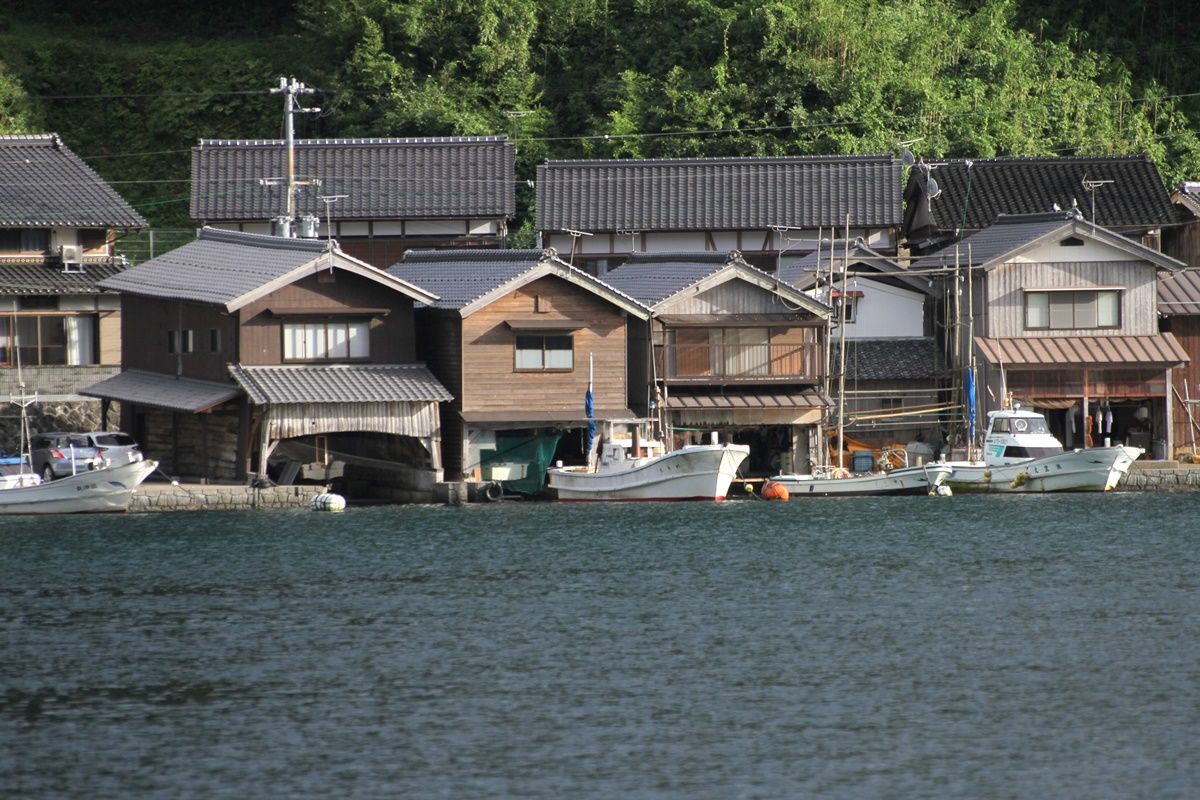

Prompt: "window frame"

[1023,289,1121,331]
[513,332,575,373]
[0,312,98,366]
[281,318,371,363]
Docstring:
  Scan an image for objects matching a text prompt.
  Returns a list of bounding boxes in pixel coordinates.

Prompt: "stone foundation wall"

[144,408,241,482]
[0,399,117,454]
[1119,466,1200,491]
[131,483,326,512]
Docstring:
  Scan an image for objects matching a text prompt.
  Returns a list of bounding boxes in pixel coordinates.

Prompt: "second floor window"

[283,320,370,361]
[0,229,50,253]
[1025,289,1120,330]
[1,314,96,365]
[515,333,573,371]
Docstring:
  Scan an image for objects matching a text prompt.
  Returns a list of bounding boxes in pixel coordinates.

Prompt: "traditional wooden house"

[536,154,901,274]
[911,211,1188,459]
[778,240,944,453]
[1163,181,1200,268]
[82,228,452,498]
[903,155,1182,255]
[0,133,146,441]
[388,248,650,491]
[598,251,831,476]
[191,136,516,268]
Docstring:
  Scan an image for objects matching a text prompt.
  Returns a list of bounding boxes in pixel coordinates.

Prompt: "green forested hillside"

[1,0,1197,230]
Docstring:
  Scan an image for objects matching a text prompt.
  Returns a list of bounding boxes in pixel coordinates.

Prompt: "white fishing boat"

[767,459,954,497]
[944,405,1142,493]
[547,430,750,502]
[0,457,159,514]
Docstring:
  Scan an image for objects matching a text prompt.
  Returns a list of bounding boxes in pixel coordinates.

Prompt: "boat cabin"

[982,407,1067,465]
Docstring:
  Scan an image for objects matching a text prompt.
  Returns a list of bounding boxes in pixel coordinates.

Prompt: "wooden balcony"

[656,342,823,384]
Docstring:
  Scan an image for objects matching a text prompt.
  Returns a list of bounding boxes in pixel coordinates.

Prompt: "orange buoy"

[760,479,790,502]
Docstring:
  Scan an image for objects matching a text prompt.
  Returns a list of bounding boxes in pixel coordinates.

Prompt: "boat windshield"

[993,416,1050,435]
[1003,445,1063,459]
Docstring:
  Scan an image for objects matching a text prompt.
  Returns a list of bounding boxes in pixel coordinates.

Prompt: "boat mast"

[7,301,35,473]
[836,216,850,470]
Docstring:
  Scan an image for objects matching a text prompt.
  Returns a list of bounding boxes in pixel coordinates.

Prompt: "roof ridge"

[401,248,546,263]
[197,136,510,148]
[198,226,330,253]
[541,154,896,167]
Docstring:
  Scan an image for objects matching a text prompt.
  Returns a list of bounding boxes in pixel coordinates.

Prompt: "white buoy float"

[311,492,347,512]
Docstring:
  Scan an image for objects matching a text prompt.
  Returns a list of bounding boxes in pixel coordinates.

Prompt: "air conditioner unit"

[59,244,84,273]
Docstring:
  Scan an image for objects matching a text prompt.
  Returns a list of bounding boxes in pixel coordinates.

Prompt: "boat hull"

[769,464,954,497]
[0,459,159,514]
[945,446,1141,493]
[547,444,750,501]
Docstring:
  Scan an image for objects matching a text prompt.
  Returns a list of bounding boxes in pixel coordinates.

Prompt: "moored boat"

[0,457,159,514]
[766,457,954,498]
[546,430,750,502]
[945,405,1141,493]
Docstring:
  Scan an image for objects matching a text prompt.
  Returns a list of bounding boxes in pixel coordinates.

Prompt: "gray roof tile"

[191,137,516,222]
[388,248,647,313]
[98,228,328,307]
[0,134,146,228]
[599,251,734,306]
[0,260,126,295]
[536,154,901,232]
[833,338,942,381]
[229,363,452,405]
[81,369,242,412]
[906,155,1177,236]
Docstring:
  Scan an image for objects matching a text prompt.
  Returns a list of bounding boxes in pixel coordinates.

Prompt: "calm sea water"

[2,493,1197,799]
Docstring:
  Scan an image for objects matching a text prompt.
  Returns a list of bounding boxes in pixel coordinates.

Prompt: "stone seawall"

[131,483,327,512]
[1119,465,1200,491]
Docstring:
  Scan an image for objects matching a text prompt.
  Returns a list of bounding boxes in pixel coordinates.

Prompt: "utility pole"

[265,77,321,235]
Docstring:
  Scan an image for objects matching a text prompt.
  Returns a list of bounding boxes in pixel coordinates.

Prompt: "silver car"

[88,431,145,467]
[30,432,103,481]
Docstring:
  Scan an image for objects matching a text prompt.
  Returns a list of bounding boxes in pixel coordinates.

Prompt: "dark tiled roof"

[909,212,1184,272]
[229,363,452,405]
[0,134,146,228]
[99,228,328,307]
[779,239,926,293]
[1172,181,1200,218]
[833,338,941,381]
[598,251,739,306]
[0,260,125,295]
[1158,270,1200,316]
[536,154,901,232]
[191,137,516,222]
[388,248,647,314]
[81,369,242,412]
[908,155,1177,233]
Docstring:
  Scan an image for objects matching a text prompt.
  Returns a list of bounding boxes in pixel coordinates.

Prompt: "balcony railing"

[656,342,823,382]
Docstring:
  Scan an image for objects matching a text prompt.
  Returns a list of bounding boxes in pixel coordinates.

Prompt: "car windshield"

[63,436,92,448]
[94,434,137,447]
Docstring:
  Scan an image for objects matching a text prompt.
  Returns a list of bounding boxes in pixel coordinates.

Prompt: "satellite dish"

[901,149,915,167]
[927,177,941,200]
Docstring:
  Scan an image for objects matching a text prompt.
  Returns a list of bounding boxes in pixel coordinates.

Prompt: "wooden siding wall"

[99,309,121,365]
[120,295,238,383]
[660,276,808,315]
[459,276,628,415]
[984,261,1159,337]
[1163,220,1200,268]
[237,272,416,365]
[1169,316,1200,448]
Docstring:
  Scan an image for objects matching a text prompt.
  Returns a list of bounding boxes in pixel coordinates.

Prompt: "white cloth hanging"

[1104,408,1113,434]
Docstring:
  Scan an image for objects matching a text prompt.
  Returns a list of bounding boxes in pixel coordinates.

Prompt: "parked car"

[29,431,144,481]
[30,432,102,481]
[88,431,145,468]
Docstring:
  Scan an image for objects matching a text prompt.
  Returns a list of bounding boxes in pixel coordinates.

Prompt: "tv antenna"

[1081,175,1114,232]
[563,228,593,266]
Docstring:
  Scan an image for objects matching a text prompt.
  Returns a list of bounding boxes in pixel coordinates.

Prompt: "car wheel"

[41,465,55,482]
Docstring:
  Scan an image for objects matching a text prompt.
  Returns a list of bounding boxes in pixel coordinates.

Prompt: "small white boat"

[945,406,1142,493]
[0,457,159,514]
[547,430,750,502]
[768,458,954,498]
